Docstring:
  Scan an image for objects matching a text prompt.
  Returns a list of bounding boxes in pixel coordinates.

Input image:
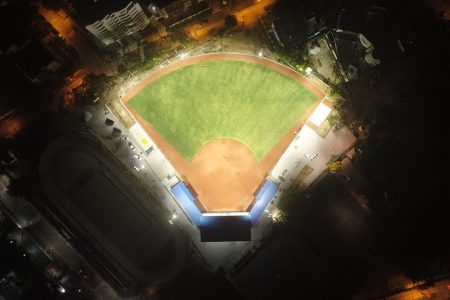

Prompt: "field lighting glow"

[309,102,332,126]
[202,212,250,216]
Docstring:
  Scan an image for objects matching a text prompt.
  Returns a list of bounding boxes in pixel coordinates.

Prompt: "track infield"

[123,54,324,212]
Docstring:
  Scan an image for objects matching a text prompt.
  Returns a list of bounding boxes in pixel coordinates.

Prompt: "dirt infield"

[122,53,325,212]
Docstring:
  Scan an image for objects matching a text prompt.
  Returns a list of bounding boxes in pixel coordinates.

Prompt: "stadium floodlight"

[305,67,313,75]
[58,286,66,294]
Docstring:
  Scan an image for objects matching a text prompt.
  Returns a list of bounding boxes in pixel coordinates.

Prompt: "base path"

[122,53,325,212]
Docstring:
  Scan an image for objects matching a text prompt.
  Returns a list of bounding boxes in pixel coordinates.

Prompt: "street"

[185,0,276,41]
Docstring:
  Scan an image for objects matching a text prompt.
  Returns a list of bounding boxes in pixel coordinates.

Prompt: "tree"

[327,110,345,130]
[277,190,300,215]
[224,15,238,28]
[84,73,109,92]
[117,64,127,74]
[328,161,343,173]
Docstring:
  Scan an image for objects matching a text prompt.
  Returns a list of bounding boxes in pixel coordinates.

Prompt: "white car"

[133,154,142,160]
[133,166,140,172]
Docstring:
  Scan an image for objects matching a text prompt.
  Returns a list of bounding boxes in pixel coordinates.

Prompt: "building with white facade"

[72,1,155,47]
[84,1,150,46]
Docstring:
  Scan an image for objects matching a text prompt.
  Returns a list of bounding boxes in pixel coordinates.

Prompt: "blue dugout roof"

[171,182,202,225]
[250,180,279,226]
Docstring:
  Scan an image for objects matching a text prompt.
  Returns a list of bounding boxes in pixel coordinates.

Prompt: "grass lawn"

[129,60,318,161]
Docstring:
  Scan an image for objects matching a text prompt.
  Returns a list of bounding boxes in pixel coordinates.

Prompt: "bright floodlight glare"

[58,286,66,294]
[180,52,188,59]
[258,50,263,57]
[305,67,313,75]
[202,212,249,216]
[309,102,332,126]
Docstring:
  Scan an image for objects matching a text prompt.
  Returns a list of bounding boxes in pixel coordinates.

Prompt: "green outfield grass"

[128,60,318,161]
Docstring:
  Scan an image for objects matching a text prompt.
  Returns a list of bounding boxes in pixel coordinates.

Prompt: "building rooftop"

[152,0,176,7]
[72,0,177,25]
[72,0,153,25]
[330,30,370,79]
[161,0,210,27]
[0,29,29,54]
[0,6,29,53]
[14,40,54,80]
[337,7,404,60]
[0,59,34,112]
[273,10,324,48]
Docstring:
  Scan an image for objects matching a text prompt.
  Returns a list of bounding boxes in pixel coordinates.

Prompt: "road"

[185,0,276,41]
[1,186,119,299]
[384,278,450,300]
[38,6,116,75]
[25,215,120,299]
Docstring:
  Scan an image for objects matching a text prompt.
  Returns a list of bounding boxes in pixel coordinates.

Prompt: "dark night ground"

[234,175,379,299]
